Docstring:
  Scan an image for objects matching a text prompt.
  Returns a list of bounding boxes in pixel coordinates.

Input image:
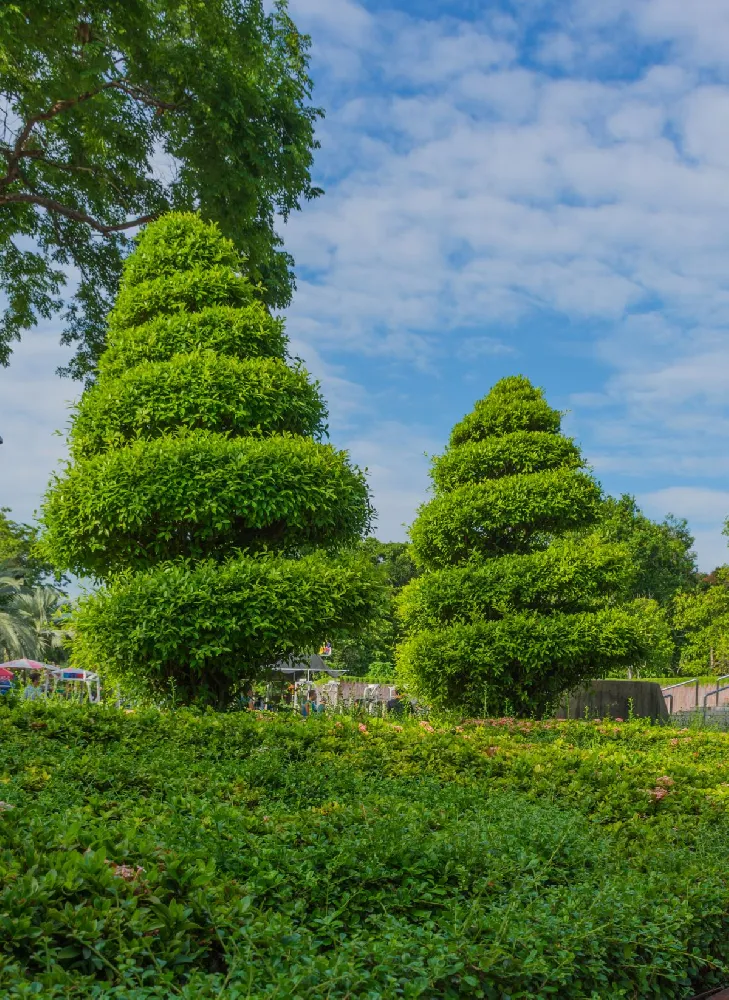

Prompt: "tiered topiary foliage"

[398,376,670,717]
[42,213,379,706]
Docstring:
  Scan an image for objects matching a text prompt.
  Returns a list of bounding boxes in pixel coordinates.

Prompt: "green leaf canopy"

[0,0,322,376]
[398,376,671,717]
[41,213,378,705]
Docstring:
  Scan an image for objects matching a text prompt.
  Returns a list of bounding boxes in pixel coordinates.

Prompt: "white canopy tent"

[0,659,101,702]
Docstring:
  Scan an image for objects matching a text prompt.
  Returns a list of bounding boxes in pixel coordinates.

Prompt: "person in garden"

[23,671,45,701]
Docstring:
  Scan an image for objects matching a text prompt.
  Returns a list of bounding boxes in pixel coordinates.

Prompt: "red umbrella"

[0,667,13,680]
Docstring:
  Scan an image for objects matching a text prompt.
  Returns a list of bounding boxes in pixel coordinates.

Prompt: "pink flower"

[649,787,668,801]
[419,721,434,733]
[614,717,624,723]
[358,723,368,734]
[656,775,675,787]
[107,862,144,881]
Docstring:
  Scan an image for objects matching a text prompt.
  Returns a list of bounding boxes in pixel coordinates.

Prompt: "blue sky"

[4,0,729,568]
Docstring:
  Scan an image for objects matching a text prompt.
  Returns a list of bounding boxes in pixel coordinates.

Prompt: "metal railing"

[704,674,729,715]
[662,675,729,715]
[704,675,729,712]
[662,677,699,715]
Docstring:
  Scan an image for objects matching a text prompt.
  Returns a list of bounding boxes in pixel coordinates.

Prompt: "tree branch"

[6,151,133,203]
[0,192,156,233]
[0,79,182,190]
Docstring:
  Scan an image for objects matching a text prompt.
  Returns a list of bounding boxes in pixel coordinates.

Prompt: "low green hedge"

[2,705,729,997]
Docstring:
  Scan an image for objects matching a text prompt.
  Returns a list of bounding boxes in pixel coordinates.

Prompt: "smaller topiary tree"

[397,376,671,717]
[41,213,381,706]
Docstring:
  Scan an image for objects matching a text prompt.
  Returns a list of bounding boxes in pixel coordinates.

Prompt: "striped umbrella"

[0,658,56,671]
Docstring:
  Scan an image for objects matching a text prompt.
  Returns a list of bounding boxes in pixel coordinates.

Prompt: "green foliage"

[100,304,287,378]
[108,263,254,331]
[44,433,370,576]
[70,354,327,458]
[598,495,698,605]
[3,705,729,997]
[0,580,69,663]
[0,511,69,660]
[400,537,635,633]
[673,569,729,675]
[0,509,59,587]
[449,375,562,446]
[431,430,583,491]
[400,376,672,716]
[363,537,420,591]
[0,0,322,376]
[399,603,671,716]
[328,539,420,677]
[71,551,378,705]
[410,468,603,568]
[41,214,377,705]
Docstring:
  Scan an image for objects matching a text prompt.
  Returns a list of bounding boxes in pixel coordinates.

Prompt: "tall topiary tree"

[397,376,670,717]
[41,213,379,706]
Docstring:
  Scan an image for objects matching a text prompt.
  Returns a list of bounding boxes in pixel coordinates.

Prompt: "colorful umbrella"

[0,659,55,671]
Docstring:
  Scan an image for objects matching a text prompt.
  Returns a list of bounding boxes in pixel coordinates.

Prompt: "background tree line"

[0,509,68,662]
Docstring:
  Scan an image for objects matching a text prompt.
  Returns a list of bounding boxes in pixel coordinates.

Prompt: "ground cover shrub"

[398,376,672,717]
[2,704,729,997]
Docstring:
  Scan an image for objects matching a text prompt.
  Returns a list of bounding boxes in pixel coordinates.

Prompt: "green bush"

[399,376,672,716]
[71,354,327,459]
[2,704,729,998]
[44,434,370,575]
[71,551,380,705]
[100,305,287,378]
[410,466,603,567]
[41,214,378,705]
[673,571,729,675]
[431,429,582,490]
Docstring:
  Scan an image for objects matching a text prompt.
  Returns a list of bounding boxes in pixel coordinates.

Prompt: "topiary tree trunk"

[41,213,380,707]
[397,376,671,717]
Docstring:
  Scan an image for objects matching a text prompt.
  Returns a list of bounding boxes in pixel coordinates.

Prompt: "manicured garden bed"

[2,703,729,997]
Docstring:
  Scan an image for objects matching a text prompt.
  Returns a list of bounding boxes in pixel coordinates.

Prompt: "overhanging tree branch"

[0,192,156,233]
[0,80,182,191]
[0,0,322,376]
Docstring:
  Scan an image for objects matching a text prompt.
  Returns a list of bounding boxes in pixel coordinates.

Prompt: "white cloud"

[280,0,729,554]
[0,323,78,525]
[457,336,515,360]
[537,32,578,69]
[344,421,437,541]
[680,87,729,167]
[640,486,729,523]
[631,0,729,67]
[639,487,729,569]
[4,0,729,563]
